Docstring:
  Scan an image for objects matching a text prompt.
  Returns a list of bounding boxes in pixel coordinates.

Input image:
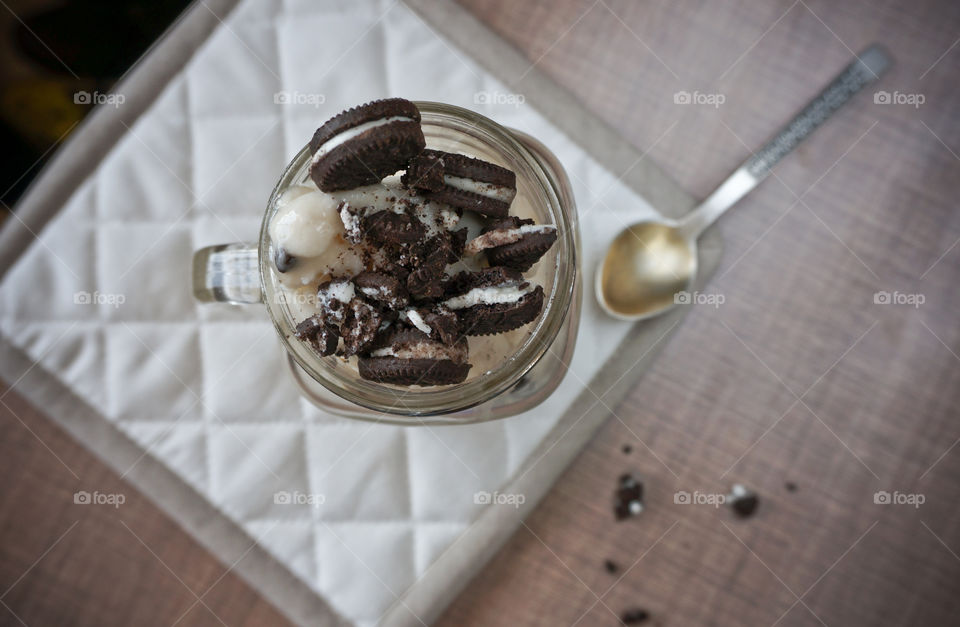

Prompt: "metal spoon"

[597,44,892,321]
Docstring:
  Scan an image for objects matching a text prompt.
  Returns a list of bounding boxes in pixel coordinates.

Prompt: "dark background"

[0,0,189,208]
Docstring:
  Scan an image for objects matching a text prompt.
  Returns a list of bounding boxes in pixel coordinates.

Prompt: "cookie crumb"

[621,608,650,624]
[604,559,618,574]
[729,484,759,518]
[615,473,644,520]
[785,481,797,492]
[622,444,632,454]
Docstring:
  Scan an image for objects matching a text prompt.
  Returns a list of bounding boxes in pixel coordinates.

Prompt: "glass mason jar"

[193,102,581,425]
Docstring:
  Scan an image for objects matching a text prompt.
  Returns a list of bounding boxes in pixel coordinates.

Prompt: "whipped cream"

[269,189,342,257]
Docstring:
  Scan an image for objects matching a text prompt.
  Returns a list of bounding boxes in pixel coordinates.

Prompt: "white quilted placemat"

[0,0,662,624]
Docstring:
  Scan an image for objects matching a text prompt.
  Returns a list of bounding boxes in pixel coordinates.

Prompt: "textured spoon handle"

[681,45,893,239]
[745,45,892,179]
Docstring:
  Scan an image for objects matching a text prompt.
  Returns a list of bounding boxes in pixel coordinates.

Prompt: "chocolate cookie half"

[358,329,471,386]
[464,216,558,271]
[403,149,516,217]
[310,99,425,191]
[442,267,545,336]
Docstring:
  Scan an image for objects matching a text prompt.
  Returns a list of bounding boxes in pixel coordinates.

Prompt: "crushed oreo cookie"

[621,608,650,624]
[728,484,759,518]
[615,473,644,520]
[278,98,561,386]
[294,315,338,357]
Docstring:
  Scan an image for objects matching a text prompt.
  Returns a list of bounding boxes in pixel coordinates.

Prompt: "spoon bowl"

[596,221,696,320]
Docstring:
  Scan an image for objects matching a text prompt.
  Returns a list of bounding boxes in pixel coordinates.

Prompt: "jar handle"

[192,244,262,304]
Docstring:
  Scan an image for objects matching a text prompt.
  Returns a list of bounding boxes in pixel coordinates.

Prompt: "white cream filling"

[339,202,361,241]
[371,341,464,362]
[360,286,385,298]
[513,224,555,236]
[442,283,534,310]
[439,208,460,229]
[401,309,432,335]
[319,280,355,306]
[464,224,557,255]
[443,174,516,204]
[414,202,461,236]
[311,116,414,164]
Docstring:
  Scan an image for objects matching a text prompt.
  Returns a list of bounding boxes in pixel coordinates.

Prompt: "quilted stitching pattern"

[0,0,661,623]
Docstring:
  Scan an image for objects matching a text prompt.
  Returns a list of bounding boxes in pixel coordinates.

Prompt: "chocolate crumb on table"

[728,484,759,518]
[614,473,644,520]
[621,608,651,624]
[604,559,618,574]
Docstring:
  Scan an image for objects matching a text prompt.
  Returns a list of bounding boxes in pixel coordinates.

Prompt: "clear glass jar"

[193,102,581,425]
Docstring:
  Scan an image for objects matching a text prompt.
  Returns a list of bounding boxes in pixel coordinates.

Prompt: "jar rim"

[259,102,578,416]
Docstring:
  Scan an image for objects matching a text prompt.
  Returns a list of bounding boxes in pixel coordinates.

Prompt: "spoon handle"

[681,44,892,238]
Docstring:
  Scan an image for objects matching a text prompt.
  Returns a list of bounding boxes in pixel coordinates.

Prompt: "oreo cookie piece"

[353,271,408,310]
[406,237,452,299]
[443,265,515,295]
[364,209,425,245]
[294,315,338,356]
[316,277,356,325]
[449,227,469,260]
[358,329,471,386]
[338,201,363,244]
[442,267,545,336]
[399,306,459,345]
[465,216,558,272]
[614,473,644,520]
[339,298,384,357]
[403,149,516,217]
[310,98,425,191]
[401,149,445,190]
